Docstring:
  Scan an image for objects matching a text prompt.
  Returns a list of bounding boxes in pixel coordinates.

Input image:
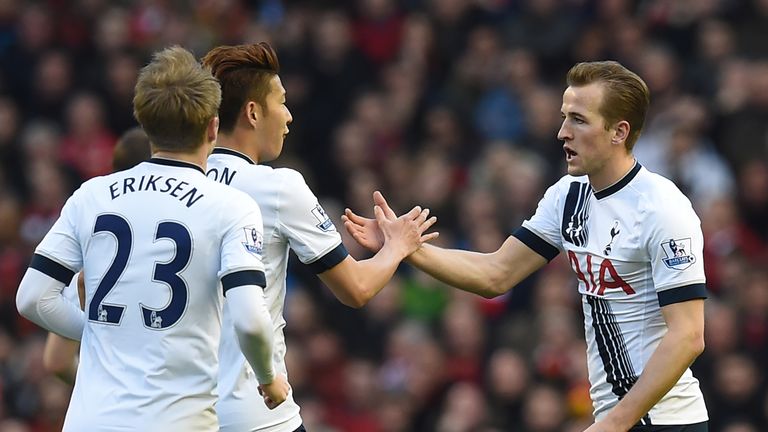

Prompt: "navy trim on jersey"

[221,270,267,295]
[657,283,707,307]
[561,182,592,246]
[594,161,642,200]
[307,243,349,274]
[146,157,205,174]
[211,147,256,165]
[587,295,651,424]
[29,253,76,284]
[630,421,708,431]
[512,227,560,261]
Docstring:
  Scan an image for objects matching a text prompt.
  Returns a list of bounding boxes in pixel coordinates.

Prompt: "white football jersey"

[207,148,347,432]
[515,162,708,426]
[31,158,268,431]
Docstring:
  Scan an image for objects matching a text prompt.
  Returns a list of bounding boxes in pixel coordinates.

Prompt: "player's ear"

[207,116,219,143]
[245,101,261,129]
[612,120,630,147]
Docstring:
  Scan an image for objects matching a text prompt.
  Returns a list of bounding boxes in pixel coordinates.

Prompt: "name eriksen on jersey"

[108,175,204,208]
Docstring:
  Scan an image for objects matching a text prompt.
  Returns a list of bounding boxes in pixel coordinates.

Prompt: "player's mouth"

[564,145,578,161]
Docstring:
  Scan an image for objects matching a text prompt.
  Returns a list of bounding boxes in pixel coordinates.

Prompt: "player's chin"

[566,162,586,177]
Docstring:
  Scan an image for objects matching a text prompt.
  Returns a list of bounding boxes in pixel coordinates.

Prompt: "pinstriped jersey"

[513,162,708,425]
[207,148,348,432]
[32,158,268,431]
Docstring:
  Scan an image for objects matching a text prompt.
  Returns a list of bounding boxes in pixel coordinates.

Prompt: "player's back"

[61,158,264,431]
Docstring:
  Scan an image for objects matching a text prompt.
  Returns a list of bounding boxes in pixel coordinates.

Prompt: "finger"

[258,386,264,396]
[415,208,430,224]
[344,208,370,225]
[346,226,367,243]
[343,220,364,236]
[405,206,422,220]
[420,232,440,243]
[374,205,387,225]
[419,216,438,232]
[345,226,367,245]
[373,191,397,219]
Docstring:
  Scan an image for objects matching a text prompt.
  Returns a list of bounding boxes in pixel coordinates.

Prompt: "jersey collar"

[211,147,256,165]
[146,157,205,175]
[593,161,642,200]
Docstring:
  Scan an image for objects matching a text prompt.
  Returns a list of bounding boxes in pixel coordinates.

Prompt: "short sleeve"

[218,197,267,294]
[277,170,347,273]
[34,191,83,277]
[515,181,563,261]
[646,196,707,307]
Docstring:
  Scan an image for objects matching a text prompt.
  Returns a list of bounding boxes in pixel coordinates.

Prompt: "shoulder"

[633,168,699,223]
[544,173,588,198]
[272,167,308,187]
[69,173,118,201]
[636,168,694,209]
[203,176,262,210]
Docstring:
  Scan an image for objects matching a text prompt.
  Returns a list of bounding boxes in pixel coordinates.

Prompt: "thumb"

[374,205,387,225]
[373,191,397,219]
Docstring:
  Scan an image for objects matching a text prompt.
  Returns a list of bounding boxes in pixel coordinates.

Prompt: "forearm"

[226,285,276,385]
[348,245,405,304]
[44,333,80,383]
[16,269,85,340]
[601,331,704,430]
[406,243,508,298]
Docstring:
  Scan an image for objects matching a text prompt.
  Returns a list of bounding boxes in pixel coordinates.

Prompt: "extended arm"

[343,192,548,298]
[320,205,437,307]
[406,236,548,298]
[587,299,705,432]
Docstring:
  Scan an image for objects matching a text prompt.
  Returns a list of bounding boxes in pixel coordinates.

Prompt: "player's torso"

[552,172,706,424]
[208,151,291,321]
[67,160,241,430]
[207,151,303,431]
[559,180,654,302]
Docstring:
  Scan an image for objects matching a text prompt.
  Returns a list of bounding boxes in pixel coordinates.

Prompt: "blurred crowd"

[0,0,767,431]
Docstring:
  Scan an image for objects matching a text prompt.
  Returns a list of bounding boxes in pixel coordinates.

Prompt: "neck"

[216,128,261,164]
[153,146,209,172]
[589,154,636,192]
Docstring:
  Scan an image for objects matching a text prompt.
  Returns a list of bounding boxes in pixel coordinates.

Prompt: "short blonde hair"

[133,46,221,152]
[567,61,650,151]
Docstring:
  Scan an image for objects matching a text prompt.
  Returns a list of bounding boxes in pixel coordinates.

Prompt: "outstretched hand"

[342,191,439,256]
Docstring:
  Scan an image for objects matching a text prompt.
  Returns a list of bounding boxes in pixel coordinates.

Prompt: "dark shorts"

[630,421,708,432]
[293,426,307,432]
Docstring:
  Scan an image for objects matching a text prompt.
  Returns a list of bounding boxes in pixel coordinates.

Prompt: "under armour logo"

[566,221,583,237]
